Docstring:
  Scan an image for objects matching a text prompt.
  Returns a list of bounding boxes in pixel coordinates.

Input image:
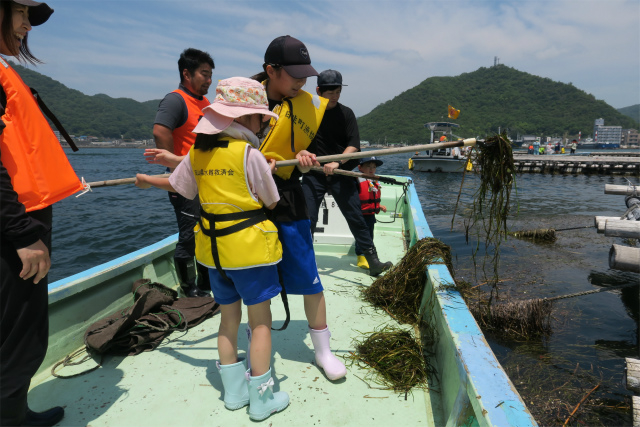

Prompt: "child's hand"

[323,161,340,175]
[135,174,152,189]
[296,150,320,172]
[381,205,387,213]
[144,148,182,168]
[268,158,278,174]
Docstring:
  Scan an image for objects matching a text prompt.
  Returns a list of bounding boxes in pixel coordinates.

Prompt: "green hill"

[13,62,160,140]
[10,62,638,143]
[357,65,639,144]
[618,104,640,124]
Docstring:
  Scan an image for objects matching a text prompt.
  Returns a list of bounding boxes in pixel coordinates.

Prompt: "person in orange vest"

[0,1,82,425]
[153,48,214,297]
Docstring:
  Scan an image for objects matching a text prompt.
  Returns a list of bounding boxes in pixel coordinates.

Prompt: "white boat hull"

[411,156,467,172]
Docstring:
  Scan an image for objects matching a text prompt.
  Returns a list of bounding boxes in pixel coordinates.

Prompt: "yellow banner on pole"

[448,105,460,119]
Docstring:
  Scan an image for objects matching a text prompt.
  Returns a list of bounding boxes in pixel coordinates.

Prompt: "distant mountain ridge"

[357,64,639,144]
[13,61,160,140]
[9,61,639,142]
[618,104,640,124]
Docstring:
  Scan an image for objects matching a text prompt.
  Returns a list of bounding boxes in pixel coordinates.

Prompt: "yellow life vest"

[259,88,328,180]
[191,137,282,270]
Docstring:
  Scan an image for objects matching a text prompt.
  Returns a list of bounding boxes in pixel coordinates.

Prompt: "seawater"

[52,147,638,424]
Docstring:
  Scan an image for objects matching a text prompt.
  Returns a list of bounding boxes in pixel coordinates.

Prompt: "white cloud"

[22,0,639,117]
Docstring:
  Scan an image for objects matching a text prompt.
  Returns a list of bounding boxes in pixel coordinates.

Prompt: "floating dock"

[512,153,640,175]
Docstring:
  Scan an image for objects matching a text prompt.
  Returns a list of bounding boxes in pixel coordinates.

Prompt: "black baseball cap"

[318,69,347,87]
[359,156,383,167]
[264,35,318,79]
[12,0,53,26]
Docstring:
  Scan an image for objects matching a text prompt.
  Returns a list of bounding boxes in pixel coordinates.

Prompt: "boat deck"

[30,209,442,426]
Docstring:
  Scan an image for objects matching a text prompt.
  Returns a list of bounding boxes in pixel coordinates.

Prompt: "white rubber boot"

[217,360,250,410]
[248,368,289,421]
[309,327,347,380]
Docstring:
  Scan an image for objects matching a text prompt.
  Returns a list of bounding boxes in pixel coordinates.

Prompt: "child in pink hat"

[136,77,289,421]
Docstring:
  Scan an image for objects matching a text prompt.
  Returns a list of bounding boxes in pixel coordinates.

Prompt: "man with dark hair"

[153,48,214,297]
[301,69,392,276]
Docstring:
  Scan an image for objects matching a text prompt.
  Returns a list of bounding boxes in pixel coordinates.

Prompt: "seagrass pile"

[454,132,516,280]
[347,327,428,394]
[470,297,553,338]
[362,237,452,325]
[509,228,557,243]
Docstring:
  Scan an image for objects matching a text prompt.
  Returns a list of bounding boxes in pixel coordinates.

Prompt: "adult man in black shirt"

[302,70,391,276]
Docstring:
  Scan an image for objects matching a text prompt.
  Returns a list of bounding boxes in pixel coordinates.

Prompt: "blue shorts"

[276,220,323,295]
[208,264,282,306]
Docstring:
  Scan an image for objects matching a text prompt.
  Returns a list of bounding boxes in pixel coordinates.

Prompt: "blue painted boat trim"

[48,234,178,304]
[405,178,433,240]
[403,177,537,426]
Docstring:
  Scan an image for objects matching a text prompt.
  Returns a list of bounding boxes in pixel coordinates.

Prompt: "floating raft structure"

[511,153,639,175]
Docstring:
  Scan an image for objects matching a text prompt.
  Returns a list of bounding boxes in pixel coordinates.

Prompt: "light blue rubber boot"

[217,360,250,410]
[248,368,289,421]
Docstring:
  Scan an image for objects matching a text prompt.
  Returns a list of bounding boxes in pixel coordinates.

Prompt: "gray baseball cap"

[317,69,347,87]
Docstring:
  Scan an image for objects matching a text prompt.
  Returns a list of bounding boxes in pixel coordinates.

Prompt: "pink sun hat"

[193,77,278,135]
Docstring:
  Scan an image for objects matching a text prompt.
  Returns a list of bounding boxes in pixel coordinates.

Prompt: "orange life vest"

[0,58,83,212]
[171,89,209,156]
[358,179,381,215]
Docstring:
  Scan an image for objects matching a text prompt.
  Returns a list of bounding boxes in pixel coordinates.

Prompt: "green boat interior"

[32,178,536,427]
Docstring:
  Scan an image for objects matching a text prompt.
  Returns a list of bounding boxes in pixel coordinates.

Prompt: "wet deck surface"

[30,212,441,427]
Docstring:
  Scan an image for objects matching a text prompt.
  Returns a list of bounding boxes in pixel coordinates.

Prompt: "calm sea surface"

[52,147,639,425]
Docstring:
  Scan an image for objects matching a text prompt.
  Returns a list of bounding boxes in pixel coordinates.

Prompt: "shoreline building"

[593,118,622,145]
[621,129,639,147]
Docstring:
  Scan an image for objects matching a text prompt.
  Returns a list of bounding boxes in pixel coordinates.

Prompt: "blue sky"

[20,0,640,118]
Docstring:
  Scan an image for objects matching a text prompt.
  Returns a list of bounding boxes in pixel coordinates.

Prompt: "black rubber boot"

[196,262,212,295]
[23,406,64,427]
[363,247,393,277]
[175,258,208,297]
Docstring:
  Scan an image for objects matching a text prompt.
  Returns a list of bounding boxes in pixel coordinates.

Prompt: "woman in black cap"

[1,1,81,425]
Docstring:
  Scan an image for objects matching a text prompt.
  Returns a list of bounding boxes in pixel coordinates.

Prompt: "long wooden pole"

[83,139,476,189]
[604,184,639,195]
[307,166,402,184]
[82,167,404,190]
[85,174,171,188]
[275,138,477,167]
[609,244,640,273]
[604,220,640,239]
